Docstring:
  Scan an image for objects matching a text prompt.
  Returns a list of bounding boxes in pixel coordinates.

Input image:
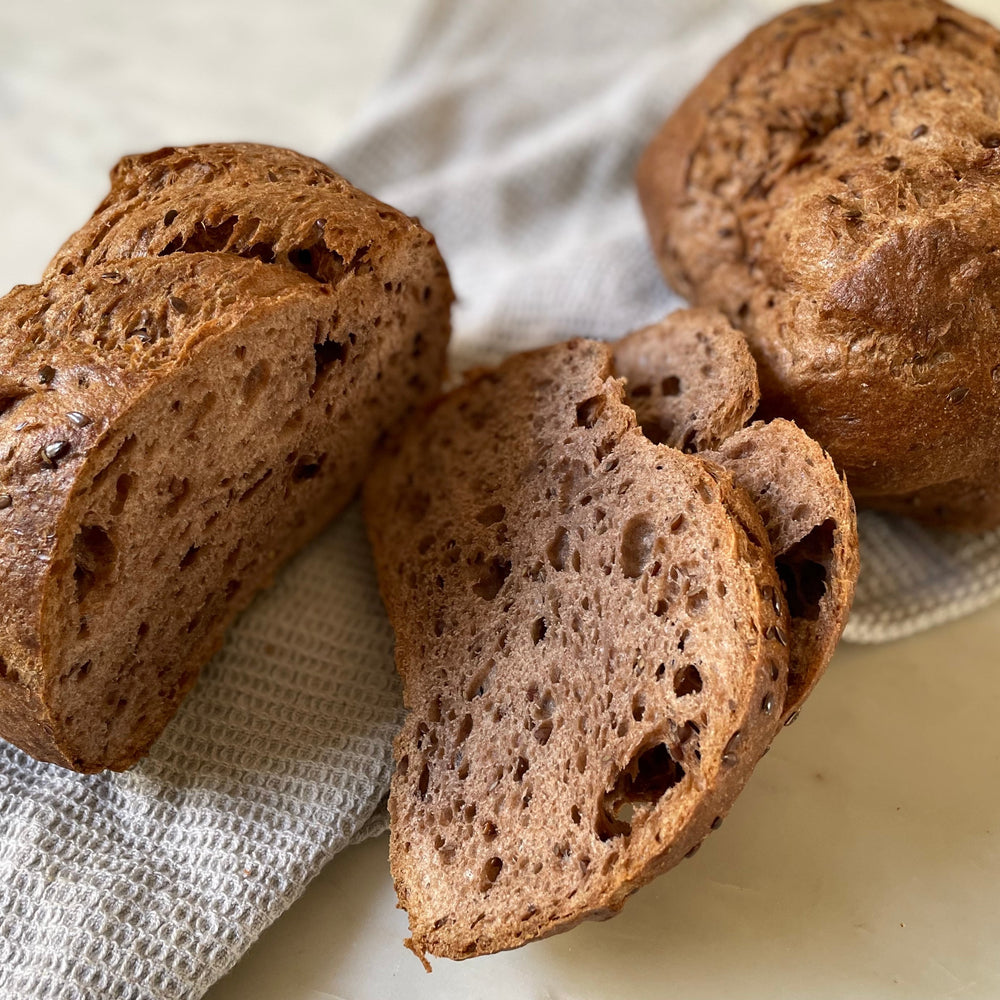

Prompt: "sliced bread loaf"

[0,144,452,771]
[364,338,790,962]
[611,311,858,720]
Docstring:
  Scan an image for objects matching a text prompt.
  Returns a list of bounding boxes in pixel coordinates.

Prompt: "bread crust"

[637,0,1000,529]
[0,144,453,771]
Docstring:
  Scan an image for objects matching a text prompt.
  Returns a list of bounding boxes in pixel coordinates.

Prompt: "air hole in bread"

[465,660,495,701]
[92,435,137,490]
[311,338,346,394]
[0,390,30,422]
[292,455,325,482]
[159,216,238,256]
[673,664,703,697]
[479,857,503,893]
[575,395,605,429]
[475,504,505,526]
[185,393,218,439]
[179,545,200,570]
[471,556,512,600]
[547,527,570,570]
[620,515,656,578]
[776,518,835,622]
[242,359,270,403]
[685,589,708,615]
[530,618,547,645]
[0,655,19,684]
[514,756,529,781]
[237,468,273,504]
[533,719,554,746]
[72,524,115,605]
[660,375,681,396]
[598,742,685,841]
[638,417,675,447]
[111,473,134,517]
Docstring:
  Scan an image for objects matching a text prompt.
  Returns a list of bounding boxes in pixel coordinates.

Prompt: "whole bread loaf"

[365,336,794,962]
[637,0,1000,529]
[0,143,452,771]
[610,310,858,719]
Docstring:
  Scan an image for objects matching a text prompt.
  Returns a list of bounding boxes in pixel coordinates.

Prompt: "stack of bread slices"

[364,309,858,963]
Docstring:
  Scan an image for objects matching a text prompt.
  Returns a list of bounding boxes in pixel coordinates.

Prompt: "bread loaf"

[364,337,791,962]
[610,310,858,719]
[0,143,452,771]
[637,0,1000,529]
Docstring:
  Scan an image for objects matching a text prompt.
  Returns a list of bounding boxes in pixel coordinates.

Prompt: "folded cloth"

[4,2,1000,999]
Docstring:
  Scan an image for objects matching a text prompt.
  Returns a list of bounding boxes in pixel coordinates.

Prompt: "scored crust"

[364,338,790,961]
[636,0,1000,529]
[0,143,453,771]
[612,312,858,721]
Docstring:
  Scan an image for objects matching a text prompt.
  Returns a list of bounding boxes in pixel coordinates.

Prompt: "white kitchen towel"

[5,2,1000,1000]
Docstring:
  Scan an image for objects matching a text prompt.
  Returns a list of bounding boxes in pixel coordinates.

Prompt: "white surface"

[4,1,1000,998]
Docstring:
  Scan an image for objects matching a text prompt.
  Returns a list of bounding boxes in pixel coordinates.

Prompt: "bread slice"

[364,338,790,962]
[0,144,452,772]
[705,421,858,718]
[611,312,857,721]
[611,308,759,451]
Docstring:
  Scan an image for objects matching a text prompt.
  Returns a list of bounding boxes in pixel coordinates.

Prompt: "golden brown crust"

[637,0,1000,529]
[0,143,453,771]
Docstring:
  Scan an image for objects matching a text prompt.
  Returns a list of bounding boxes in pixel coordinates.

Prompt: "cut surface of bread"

[706,420,858,718]
[636,0,1000,529]
[612,308,759,452]
[0,143,452,772]
[364,338,790,962]
[611,313,858,720]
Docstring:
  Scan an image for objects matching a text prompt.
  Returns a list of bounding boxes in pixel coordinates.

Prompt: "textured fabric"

[5,2,1000,999]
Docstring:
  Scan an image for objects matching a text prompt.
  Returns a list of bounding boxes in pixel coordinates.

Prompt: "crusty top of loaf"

[637,0,1000,510]
[47,143,438,290]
